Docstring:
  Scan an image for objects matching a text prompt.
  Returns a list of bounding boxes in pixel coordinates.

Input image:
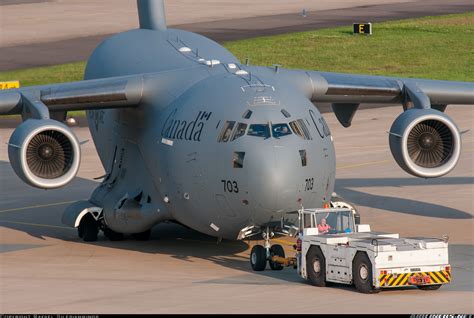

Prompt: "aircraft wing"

[248,66,474,127]
[0,75,146,120]
[305,71,473,105]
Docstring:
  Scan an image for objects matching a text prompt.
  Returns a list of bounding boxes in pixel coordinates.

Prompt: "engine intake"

[389,109,461,178]
[8,119,81,189]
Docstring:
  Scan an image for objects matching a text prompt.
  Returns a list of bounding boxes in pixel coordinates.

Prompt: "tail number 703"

[221,179,239,193]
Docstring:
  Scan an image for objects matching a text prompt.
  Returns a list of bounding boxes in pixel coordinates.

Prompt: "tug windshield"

[301,209,355,234]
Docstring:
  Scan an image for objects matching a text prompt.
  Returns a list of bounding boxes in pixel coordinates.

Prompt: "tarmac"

[0,0,473,314]
[1,0,473,70]
[0,105,473,314]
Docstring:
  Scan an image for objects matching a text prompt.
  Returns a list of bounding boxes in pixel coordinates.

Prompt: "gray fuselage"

[84,28,336,239]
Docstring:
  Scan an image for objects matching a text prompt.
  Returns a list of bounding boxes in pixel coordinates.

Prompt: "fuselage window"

[272,123,292,138]
[247,124,270,139]
[281,109,291,118]
[218,121,236,142]
[289,119,312,140]
[299,149,307,167]
[242,110,253,119]
[233,152,245,168]
[231,123,248,141]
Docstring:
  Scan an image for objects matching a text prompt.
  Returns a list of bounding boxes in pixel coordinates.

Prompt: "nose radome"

[247,147,278,214]
[273,146,302,212]
[247,145,302,222]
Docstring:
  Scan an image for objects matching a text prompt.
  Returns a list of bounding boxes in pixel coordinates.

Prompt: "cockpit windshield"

[231,123,248,141]
[219,119,309,141]
[218,121,247,142]
[247,124,271,138]
[289,119,312,140]
[218,121,235,142]
[272,123,292,138]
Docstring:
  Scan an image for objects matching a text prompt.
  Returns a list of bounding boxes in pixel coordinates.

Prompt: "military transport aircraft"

[0,0,472,270]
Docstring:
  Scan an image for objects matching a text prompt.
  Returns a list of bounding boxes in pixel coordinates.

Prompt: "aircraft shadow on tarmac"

[335,177,474,219]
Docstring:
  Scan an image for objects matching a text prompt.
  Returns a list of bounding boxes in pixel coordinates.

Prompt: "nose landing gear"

[249,226,287,271]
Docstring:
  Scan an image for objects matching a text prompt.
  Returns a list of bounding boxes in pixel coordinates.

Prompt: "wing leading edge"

[248,66,474,127]
[0,75,146,120]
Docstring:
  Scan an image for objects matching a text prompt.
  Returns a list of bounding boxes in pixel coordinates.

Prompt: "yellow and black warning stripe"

[379,269,451,287]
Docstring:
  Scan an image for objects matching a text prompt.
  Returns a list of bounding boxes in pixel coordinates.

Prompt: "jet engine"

[8,119,81,189]
[389,108,461,178]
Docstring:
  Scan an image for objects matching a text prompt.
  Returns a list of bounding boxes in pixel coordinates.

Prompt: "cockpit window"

[281,109,291,118]
[272,123,292,138]
[218,121,235,142]
[218,121,248,142]
[247,124,271,138]
[231,123,248,141]
[242,110,253,119]
[299,119,312,140]
[289,121,303,138]
[289,119,312,140]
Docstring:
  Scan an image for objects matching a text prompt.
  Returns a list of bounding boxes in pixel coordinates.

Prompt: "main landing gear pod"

[62,200,152,242]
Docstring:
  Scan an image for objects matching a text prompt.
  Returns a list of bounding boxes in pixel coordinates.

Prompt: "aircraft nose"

[246,145,302,220]
[273,146,304,211]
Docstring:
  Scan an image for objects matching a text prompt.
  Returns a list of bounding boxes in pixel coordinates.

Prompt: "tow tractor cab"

[281,208,450,293]
[297,208,451,293]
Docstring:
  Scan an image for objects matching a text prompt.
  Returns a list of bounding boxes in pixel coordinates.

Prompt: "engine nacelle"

[389,109,461,178]
[8,119,81,189]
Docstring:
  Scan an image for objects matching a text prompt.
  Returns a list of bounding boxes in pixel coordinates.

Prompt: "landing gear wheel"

[132,229,151,241]
[353,252,380,294]
[78,214,98,242]
[417,284,442,291]
[103,228,124,241]
[269,244,285,271]
[306,246,326,287]
[250,245,267,271]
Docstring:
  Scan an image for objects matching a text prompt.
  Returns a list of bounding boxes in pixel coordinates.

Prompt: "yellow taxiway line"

[0,200,79,214]
[337,159,391,170]
[0,219,73,230]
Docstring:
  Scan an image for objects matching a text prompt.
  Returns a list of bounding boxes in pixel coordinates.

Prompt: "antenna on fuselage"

[137,0,167,31]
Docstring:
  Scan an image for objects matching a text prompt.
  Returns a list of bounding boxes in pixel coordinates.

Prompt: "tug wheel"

[353,252,380,294]
[417,284,442,291]
[306,246,326,287]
